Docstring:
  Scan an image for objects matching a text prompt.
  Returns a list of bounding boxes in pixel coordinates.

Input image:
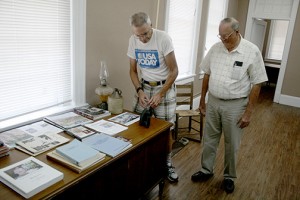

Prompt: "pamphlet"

[108,112,140,126]
[84,120,128,136]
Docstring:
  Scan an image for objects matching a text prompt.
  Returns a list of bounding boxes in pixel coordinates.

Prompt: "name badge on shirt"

[135,49,160,69]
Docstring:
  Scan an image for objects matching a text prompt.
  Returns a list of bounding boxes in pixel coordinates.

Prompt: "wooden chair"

[174,82,203,143]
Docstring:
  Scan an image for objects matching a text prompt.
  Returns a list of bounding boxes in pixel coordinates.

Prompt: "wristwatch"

[136,87,143,93]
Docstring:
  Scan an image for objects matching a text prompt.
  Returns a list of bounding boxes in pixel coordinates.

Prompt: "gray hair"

[221,17,239,31]
[129,12,152,27]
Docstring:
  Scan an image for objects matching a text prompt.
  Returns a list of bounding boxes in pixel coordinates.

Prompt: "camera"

[139,107,153,128]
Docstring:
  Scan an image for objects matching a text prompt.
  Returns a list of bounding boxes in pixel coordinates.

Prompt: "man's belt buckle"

[149,81,158,86]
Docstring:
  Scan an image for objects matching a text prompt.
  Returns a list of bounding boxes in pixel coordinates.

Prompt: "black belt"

[219,97,247,101]
[142,79,166,86]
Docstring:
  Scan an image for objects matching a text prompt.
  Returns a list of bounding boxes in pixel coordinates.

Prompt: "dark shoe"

[223,179,234,193]
[191,171,213,182]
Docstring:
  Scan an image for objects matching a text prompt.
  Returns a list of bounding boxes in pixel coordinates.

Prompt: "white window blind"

[0,0,72,121]
[266,20,289,60]
[165,0,199,79]
[205,0,227,55]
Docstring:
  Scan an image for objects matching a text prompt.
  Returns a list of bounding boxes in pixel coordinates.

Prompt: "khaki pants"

[200,94,248,179]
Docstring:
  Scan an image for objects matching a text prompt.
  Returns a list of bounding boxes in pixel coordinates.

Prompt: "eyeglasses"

[217,30,235,40]
[134,29,152,39]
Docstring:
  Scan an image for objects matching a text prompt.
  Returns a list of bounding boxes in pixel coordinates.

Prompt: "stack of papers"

[44,112,93,130]
[0,121,64,149]
[74,105,111,120]
[15,134,70,156]
[82,133,132,157]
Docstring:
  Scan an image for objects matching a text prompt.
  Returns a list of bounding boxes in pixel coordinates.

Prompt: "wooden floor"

[146,85,300,200]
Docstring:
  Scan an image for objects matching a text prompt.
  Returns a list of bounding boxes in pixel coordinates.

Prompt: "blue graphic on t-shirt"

[135,49,160,68]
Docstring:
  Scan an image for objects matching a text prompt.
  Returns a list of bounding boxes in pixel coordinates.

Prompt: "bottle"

[108,88,123,114]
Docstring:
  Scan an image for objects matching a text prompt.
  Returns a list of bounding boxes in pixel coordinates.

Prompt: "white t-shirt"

[127,29,174,82]
[200,37,268,99]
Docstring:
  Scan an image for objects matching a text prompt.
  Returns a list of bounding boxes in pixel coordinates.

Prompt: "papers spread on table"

[55,139,105,167]
[15,134,70,156]
[0,157,63,199]
[74,105,111,121]
[0,121,64,149]
[84,120,128,136]
[82,133,132,157]
[43,112,93,130]
[65,126,97,140]
[108,112,140,126]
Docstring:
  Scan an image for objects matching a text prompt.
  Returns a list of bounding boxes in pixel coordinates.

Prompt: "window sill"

[0,103,87,132]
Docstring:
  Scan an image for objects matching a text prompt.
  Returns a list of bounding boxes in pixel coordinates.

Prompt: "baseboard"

[279,94,300,108]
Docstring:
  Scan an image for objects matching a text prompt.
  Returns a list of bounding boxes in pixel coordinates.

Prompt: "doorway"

[244,0,299,104]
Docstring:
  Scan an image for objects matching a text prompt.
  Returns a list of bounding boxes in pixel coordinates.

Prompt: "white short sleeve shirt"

[200,37,268,99]
[127,29,174,82]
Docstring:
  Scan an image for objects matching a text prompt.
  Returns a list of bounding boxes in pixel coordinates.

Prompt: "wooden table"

[0,116,172,199]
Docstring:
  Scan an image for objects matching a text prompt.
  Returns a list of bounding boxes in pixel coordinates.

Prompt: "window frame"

[0,0,87,132]
[165,0,203,84]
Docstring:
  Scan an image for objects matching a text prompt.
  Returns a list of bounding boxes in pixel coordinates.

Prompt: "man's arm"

[199,74,209,116]
[237,83,262,129]
[148,51,178,107]
[129,58,149,107]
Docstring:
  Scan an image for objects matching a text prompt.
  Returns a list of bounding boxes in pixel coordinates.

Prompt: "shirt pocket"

[231,67,243,80]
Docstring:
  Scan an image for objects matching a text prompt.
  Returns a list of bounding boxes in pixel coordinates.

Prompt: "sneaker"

[167,166,178,182]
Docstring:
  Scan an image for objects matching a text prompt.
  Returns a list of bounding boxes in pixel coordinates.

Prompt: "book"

[84,119,128,136]
[66,126,97,140]
[0,144,10,158]
[108,112,140,126]
[0,157,63,199]
[82,133,132,157]
[74,105,111,120]
[55,139,105,167]
[15,134,70,156]
[44,112,93,130]
[0,121,64,149]
[47,150,105,173]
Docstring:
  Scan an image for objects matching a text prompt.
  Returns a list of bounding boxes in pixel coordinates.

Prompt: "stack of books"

[0,140,10,158]
[74,105,111,121]
[82,133,132,158]
[47,139,105,173]
[0,157,63,199]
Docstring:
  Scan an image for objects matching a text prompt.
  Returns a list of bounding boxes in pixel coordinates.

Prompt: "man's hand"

[237,111,251,129]
[138,91,150,108]
[198,98,206,116]
[148,93,162,108]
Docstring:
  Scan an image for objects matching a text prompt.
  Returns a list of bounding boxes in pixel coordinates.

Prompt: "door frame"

[244,0,299,104]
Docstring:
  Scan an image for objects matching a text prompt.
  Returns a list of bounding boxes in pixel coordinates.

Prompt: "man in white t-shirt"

[191,17,268,193]
[127,12,179,183]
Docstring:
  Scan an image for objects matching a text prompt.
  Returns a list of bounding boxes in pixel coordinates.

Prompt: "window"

[204,0,228,56]
[165,0,202,82]
[265,20,289,61]
[0,0,86,131]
